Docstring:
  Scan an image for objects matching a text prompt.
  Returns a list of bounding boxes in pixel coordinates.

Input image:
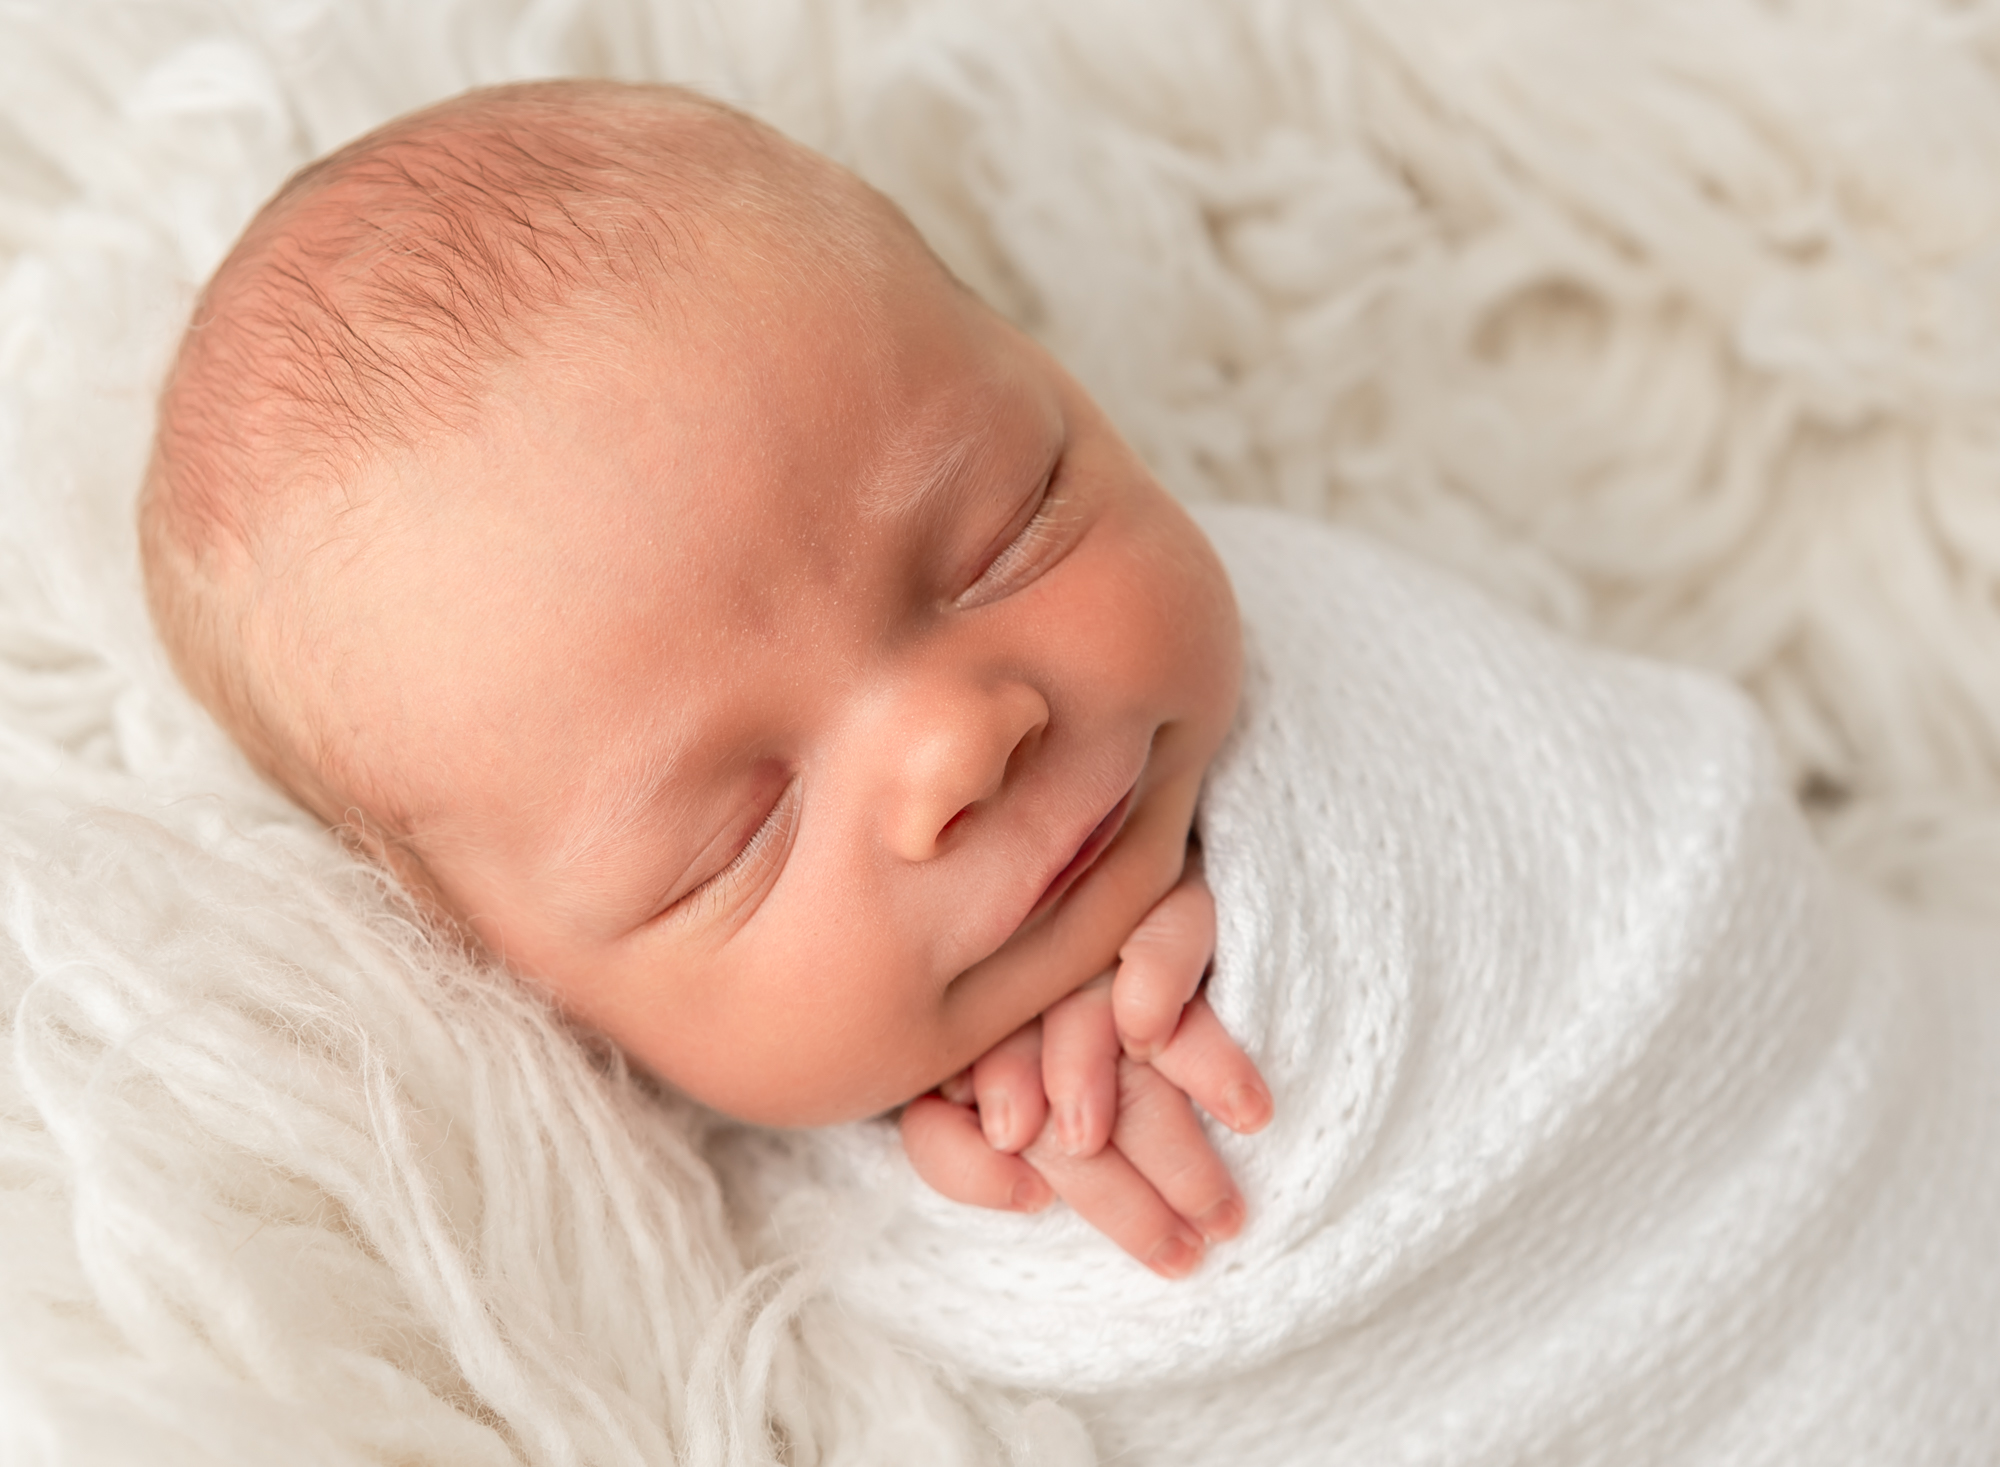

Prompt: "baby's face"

[325,246,1241,1126]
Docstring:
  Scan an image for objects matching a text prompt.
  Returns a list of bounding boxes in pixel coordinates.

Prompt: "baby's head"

[141,81,1241,1126]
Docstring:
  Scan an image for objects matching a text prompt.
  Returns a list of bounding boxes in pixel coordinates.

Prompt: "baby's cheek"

[703,911,951,1124]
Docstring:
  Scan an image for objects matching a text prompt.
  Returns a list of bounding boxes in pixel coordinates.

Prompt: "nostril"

[940,806,972,840]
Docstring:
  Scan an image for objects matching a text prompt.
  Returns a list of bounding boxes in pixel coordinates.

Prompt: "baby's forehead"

[309,267,1028,717]
[167,82,910,521]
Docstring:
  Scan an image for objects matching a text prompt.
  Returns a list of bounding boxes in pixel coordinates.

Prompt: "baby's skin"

[912,853,1266,1270]
[139,81,1271,1277]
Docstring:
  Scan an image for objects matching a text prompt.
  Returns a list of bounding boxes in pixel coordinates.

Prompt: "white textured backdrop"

[5,1,2000,1462]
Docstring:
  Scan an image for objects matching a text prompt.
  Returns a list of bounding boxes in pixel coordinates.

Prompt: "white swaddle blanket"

[731,506,2000,1464]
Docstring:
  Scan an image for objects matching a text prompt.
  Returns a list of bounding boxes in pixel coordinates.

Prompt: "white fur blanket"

[10,1,2000,1462]
[728,507,2000,1464]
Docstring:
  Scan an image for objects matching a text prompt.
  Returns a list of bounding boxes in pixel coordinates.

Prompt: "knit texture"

[737,507,2000,1463]
[9,2,2000,1462]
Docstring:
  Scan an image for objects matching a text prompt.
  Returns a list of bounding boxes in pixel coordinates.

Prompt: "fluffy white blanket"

[9,1,2000,1462]
[734,507,2000,1463]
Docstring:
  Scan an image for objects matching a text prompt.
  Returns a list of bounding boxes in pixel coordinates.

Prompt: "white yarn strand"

[9,0,2000,1460]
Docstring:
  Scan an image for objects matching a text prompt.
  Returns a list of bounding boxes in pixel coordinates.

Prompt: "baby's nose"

[886,679,1049,862]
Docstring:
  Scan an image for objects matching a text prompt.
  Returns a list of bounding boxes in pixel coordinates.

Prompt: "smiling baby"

[136,80,2000,1457]
[138,79,1271,1280]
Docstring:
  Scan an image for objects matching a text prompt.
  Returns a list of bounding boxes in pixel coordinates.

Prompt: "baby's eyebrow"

[859,401,999,525]
[537,711,703,904]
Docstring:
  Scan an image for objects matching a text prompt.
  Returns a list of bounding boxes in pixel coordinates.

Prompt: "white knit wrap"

[13,5,2000,1459]
[734,506,2000,1464]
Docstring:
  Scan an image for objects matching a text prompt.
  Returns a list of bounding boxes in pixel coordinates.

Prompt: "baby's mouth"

[1028,786,1135,921]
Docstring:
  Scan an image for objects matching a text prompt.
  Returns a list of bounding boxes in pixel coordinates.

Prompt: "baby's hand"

[900,863,1272,1278]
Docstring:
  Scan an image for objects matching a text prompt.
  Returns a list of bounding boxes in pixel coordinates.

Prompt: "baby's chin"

[668,1051,937,1131]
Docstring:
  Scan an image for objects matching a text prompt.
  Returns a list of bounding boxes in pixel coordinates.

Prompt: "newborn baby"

[140,79,1269,1280]
[142,78,2000,1463]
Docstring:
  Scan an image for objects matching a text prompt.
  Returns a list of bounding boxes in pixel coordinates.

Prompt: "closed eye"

[662,778,800,926]
[955,458,1080,611]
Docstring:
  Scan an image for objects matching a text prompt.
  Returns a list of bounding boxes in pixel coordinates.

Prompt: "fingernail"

[1009,1176,1052,1212]
[1057,1103,1088,1156]
[1148,1233,1202,1279]
[1196,1197,1243,1242]
[982,1097,1012,1151]
[1224,1081,1272,1132]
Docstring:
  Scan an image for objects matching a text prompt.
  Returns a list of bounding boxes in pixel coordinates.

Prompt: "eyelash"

[668,780,798,923]
[956,463,1072,611]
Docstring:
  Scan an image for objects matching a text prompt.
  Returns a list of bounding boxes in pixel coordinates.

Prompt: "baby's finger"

[1023,1126,1207,1280]
[1040,974,1120,1157]
[1112,1061,1246,1243]
[1149,992,1273,1135]
[1113,872,1216,1062]
[900,1094,1054,1214]
[971,1020,1047,1153]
